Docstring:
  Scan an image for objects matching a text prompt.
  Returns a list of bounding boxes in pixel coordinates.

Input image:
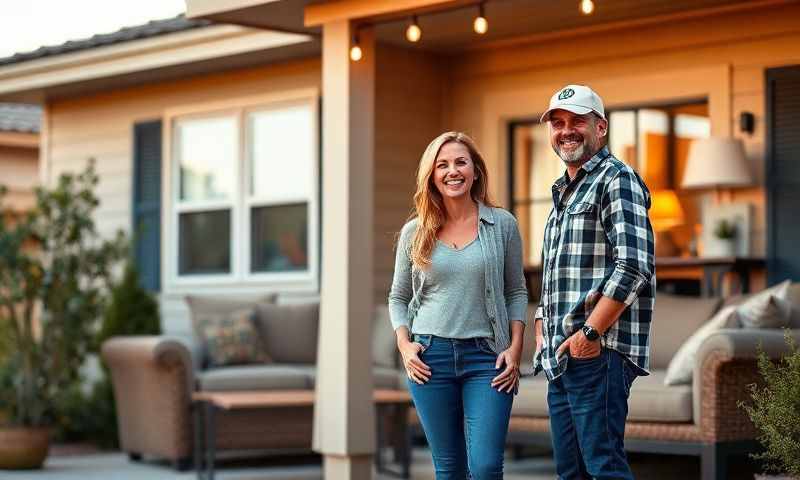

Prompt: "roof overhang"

[0,25,318,103]
[187,0,320,34]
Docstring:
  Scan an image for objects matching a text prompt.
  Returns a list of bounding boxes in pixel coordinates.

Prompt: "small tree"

[740,331,800,477]
[0,163,126,427]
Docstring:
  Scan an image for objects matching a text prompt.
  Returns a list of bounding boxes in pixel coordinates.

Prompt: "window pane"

[176,116,236,202]
[608,110,636,168]
[249,105,314,201]
[251,203,308,273]
[179,210,231,275]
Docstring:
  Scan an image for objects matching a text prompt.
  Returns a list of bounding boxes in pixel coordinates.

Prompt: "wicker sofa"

[102,297,405,469]
[508,284,800,480]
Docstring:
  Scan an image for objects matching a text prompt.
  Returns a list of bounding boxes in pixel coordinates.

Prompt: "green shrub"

[740,331,800,476]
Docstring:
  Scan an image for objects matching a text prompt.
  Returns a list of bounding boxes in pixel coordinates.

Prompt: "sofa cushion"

[512,375,549,417]
[186,294,277,368]
[649,294,722,369]
[512,369,692,423]
[628,370,693,423]
[735,280,791,329]
[198,364,313,391]
[663,306,739,386]
[725,282,800,328]
[253,302,319,364]
[198,308,272,367]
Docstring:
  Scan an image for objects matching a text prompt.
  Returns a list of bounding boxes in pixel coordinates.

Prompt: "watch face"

[582,325,599,341]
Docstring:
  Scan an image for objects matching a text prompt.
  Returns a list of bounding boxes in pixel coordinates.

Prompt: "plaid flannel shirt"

[533,146,655,381]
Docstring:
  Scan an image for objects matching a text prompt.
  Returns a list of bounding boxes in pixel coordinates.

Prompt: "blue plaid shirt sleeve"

[599,169,655,306]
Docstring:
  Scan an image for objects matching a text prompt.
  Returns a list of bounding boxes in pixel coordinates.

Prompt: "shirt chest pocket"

[563,202,600,251]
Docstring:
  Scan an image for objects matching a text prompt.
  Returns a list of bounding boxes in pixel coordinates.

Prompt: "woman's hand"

[398,338,431,384]
[491,346,521,393]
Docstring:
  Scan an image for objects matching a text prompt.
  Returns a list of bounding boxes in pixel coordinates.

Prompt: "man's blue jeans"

[408,334,514,480]
[547,348,638,480]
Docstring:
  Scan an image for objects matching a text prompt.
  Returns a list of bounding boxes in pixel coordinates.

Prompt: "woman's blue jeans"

[408,334,514,480]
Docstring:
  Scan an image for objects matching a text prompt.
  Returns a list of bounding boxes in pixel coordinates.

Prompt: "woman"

[388,131,528,479]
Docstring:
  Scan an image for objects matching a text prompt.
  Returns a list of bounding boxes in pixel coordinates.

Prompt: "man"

[533,84,655,479]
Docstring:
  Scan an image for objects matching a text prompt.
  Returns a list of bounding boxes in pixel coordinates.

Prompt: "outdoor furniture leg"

[701,443,728,480]
[375,404,385,474]
[399,405,411,479]
[194,401,204,480]
[205,402,216,480]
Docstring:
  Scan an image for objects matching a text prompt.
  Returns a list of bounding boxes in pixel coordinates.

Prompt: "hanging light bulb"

[473,3,488,35]
[350,43,362,61]
[580,0,595,15]
[406,15,422,42]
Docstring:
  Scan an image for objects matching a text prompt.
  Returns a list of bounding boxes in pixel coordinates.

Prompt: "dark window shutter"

[767,66,800,284]
[133,120,162,291]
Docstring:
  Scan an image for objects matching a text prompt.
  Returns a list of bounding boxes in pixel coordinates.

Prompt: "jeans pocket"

[621,358,637,397]
[413,334,433,353]
[474,337,496,356]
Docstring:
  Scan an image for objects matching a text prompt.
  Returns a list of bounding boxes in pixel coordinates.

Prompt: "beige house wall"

[46,58,321,334]
[0,144,38,211]
[444,2,800,263]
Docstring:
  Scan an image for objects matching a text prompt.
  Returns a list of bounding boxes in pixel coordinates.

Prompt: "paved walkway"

[2,446,758,479]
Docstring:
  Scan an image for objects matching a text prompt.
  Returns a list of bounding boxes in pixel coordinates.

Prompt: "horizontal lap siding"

[374,44,445,306]
[47,58,321,335]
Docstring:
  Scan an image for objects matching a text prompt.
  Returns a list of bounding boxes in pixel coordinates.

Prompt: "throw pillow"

[186,294,277,367]
[197,308,272,367]
[664,305,739,386]
[735,279,792,329]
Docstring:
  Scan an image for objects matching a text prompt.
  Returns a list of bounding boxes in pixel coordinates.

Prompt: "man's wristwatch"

[581,324,600,342]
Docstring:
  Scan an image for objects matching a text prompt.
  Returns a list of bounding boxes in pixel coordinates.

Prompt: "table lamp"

[650,189,685,257]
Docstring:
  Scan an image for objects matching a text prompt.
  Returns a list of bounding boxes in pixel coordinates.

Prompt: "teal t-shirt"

[410,236,493,339]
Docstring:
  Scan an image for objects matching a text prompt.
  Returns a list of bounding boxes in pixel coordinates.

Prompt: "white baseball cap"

[540,84,606,123]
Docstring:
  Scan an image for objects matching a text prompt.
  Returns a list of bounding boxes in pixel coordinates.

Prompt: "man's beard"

[553,134,595,165]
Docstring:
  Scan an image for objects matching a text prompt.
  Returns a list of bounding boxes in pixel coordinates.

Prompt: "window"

[510,101,709,266]
[168,95,318,286]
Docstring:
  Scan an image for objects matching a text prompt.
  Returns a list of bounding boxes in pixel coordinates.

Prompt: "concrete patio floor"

[1,446,759,479]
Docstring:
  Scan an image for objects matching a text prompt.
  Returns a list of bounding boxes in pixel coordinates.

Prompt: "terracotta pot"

[0,426,50,469]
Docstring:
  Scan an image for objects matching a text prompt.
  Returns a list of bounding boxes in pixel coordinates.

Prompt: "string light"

[349,32,362,61]
[580,0,595,15]
[405,15,422,42]
[473,2,488,35]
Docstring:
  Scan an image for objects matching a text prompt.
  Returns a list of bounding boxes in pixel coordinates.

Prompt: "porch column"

[313,20,376,480]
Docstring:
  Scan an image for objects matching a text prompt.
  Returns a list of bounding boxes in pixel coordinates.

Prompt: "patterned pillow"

[196,308,272,367]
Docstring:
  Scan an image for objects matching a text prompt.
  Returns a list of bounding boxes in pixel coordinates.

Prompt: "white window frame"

[162,89,320,291]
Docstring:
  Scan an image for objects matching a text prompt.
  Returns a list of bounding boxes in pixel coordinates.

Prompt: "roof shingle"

[0,15,211,67]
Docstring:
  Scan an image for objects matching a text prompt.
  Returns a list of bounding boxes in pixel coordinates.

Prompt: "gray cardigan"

[388,202,529,353]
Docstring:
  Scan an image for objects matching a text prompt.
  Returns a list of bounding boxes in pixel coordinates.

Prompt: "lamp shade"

[681,137,752,189]
[650,189,685,231]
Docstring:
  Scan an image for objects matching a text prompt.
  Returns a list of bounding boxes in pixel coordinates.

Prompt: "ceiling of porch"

[191,0,777,52]
[369,0,776,52]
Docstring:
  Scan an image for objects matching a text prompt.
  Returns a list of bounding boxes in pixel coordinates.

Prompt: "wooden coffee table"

[192,389,412,480]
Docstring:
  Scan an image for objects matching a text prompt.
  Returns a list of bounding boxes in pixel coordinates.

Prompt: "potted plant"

[0,164,125,469]
[706,218,738,257]
[740,331,800,480]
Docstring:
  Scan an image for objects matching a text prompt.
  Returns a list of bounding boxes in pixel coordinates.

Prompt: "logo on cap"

[558,88,575,100]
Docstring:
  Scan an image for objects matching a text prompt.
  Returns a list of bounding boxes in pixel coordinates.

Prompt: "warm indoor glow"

[650,190,685,232]
[580,0,595,15]
[349,44,362,61]
[406,16,421,42]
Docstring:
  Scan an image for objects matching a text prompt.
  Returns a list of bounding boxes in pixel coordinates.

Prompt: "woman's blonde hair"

[403,131,496,270]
